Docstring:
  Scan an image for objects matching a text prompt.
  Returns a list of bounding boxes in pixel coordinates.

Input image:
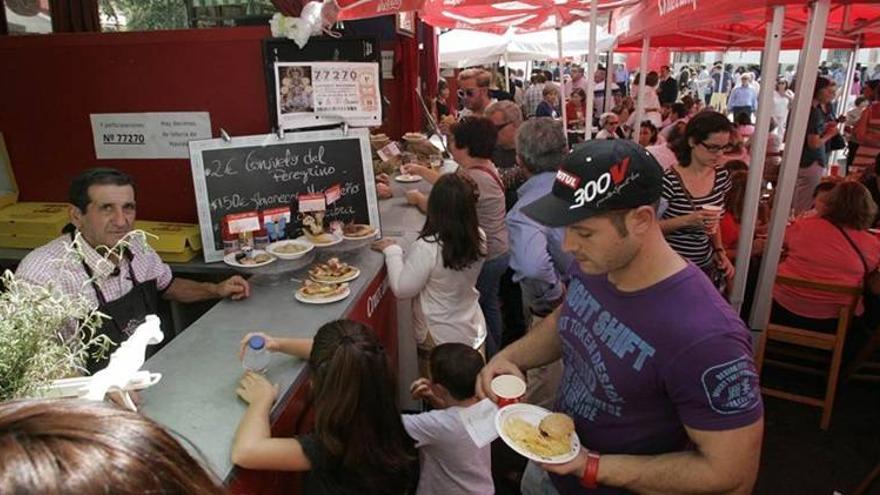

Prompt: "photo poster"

[261,37,382,132]
[274,62,381,130]
[188,127,379,262]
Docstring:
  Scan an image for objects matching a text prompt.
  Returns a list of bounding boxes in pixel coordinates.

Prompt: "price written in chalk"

[102,134,146,145]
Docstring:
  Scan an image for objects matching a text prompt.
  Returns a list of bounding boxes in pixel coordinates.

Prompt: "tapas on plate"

[295,280,351,304]
[309,257,360,283]
[266,240,314,260]
[495,404,580,465]
[223,250,276,268]
[342,223,378,240]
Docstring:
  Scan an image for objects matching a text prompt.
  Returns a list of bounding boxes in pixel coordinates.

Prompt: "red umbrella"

[613,1,880,50]
[337,0,639,32]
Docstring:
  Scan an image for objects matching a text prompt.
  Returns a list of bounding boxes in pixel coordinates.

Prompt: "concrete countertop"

[139,177,435,481]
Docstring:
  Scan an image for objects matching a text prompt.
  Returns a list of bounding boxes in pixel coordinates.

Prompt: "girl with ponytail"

[231,320,417,494]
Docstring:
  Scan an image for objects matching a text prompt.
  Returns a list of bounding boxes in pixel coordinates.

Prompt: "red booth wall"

[0,26,420,223]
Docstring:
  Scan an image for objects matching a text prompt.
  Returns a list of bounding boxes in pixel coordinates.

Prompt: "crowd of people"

[6,57,880,495]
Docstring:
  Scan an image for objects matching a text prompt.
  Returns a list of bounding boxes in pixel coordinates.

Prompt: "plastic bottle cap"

[248,335,265,350]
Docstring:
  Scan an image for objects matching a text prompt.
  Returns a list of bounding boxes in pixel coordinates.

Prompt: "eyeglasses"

[457,88,479,98]
[698,141,734,153]
[605,120,620,126]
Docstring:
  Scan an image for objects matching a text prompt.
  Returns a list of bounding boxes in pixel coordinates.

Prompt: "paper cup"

[491,375,526,408]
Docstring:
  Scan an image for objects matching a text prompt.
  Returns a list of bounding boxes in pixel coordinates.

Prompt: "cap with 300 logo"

[522,139,664,227]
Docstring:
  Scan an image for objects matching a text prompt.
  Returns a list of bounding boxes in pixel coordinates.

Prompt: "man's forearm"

[500,307,563,370]
[598,451,751,495]
[163,278,219,303]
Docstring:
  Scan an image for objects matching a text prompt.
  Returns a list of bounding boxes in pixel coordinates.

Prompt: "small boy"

[403,343,493,495]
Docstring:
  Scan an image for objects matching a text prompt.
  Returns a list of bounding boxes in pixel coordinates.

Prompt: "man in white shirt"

[593,65,620,116]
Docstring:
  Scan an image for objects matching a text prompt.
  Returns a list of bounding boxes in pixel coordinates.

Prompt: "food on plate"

[305,231,336,244]
[236,252,273,265]
[343,223,376,238]
[503,414,573,458]
[403,132,427,141]
[297,280,349,300]
[538,413,575,441]
[272,243,307,254]
[310,257,357,282]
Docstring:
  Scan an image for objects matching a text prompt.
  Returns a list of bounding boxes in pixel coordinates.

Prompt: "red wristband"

[580,450,601,489]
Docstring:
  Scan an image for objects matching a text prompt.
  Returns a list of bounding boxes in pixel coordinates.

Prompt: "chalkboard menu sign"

[189,128,378,262]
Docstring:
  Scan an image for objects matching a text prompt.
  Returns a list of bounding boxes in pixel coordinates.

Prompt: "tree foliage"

[100,0,189,31]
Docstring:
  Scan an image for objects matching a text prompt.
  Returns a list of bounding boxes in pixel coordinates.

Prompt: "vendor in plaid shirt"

[523,72,548,119]
[16,168,250,373]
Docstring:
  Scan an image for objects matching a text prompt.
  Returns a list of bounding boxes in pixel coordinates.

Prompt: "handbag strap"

[834,224,870,279]
[470,164,505,192]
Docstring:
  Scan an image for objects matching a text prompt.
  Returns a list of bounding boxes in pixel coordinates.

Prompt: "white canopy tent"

[439,20,616,69]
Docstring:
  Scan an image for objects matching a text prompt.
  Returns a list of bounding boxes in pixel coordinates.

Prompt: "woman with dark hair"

[373,173,487,375]
[793,76,841,213]
[0,399,225,495]
[402,116,509,357]
[565,87,587,129]
[660,111,735,289]
[638,120,659,147]
[233,320,417,494]
[772,181,880,331]
[720,170,767,261]
[433,78,454,122]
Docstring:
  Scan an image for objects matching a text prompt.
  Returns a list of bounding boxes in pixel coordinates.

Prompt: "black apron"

[78,241,160,374]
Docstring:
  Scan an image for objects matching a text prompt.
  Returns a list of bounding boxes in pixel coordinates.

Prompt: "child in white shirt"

[373,173,487,376]
[403,343,493,495]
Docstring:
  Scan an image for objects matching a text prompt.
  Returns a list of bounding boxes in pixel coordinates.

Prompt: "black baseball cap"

[522,139,664,227]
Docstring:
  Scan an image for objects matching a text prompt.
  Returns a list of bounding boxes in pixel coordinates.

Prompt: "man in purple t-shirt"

[477,139,763,495]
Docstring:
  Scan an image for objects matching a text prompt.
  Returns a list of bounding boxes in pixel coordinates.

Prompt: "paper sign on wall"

[274,62,381,130]
[381,51,394,79]
[91,112,212,159]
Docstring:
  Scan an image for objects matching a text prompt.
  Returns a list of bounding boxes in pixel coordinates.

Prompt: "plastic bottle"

[242,335,271,373]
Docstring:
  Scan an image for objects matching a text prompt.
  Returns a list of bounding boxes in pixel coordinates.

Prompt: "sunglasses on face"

[699,141,733,153]
[457,88,480,98]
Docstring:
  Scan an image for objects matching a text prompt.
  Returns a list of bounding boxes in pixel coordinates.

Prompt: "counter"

[139,176,434,493]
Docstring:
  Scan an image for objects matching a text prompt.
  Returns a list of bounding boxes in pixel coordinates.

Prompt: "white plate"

[342,227,379,241]
[266,240,314,260]
[310,266,360,284]
[223,250,277,268]
[295,232,343,247]
[495,403,580,465]
[295,286,351,304]
[395,174,422,183]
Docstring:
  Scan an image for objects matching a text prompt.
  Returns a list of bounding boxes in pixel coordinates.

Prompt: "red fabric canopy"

[612,1,880,50]
[337,0,639,33]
